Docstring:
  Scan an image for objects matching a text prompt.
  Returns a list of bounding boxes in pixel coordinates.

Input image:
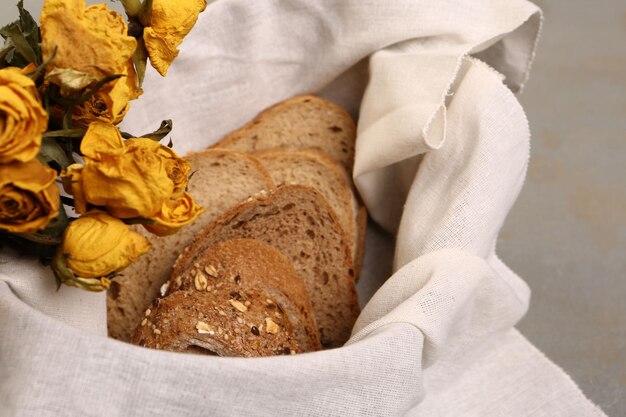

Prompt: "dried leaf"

[17,0,41,63]
[38,138,74,170]
[146,119,173,141]
[43,128,85,139]
[3,208,69,260]
[26,45,56,81]
[0,34,26,68]
[62,106,73,130]
[0,20,18,39]
[51,252,111,292]
[120,0,143,18]
[132,37,148,87]
[0,39,18,68]
[47,68,96,94]
[139,0,154,26]
[128,119,173,141]
[2,23,37,65]
[121,217,157,225]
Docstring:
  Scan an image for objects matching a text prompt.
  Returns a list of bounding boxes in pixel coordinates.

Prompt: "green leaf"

[17,0,41,64]
[1,206,69,259]
[139,0,153,26]
[2,23,37,65]
[122,217,157,225]
[123,119,173,141]
[1,234,59,258]
[26,208,69,244]
[0,40,14,67]
[43,128,86,139]
[26,46,57,82]
[53,268,62,291]
[0,20,18,39]
[132,37,148,87]
[0,31,28,68]
[62,107,73,130]
[6,231,60,247]
[144,119,173,141]
[38,138,74,170]
[51,250,115,292]
[120,0,143,18]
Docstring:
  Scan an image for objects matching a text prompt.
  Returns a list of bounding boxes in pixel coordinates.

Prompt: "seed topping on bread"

[265,317,279,334]
[205,264,218,277]
[196,321,215,335]
[229,299,248,312]
[194,273,208,291]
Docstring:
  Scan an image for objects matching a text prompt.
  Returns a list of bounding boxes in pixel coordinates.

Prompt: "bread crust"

[253,148,359,270]
[167,238,322,352]
[354,205,368,279]
[214,95,357,171]
[131,285,302,357]
[173,185,360,348]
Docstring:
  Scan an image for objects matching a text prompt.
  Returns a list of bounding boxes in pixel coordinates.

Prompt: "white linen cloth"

[0,0,606,415]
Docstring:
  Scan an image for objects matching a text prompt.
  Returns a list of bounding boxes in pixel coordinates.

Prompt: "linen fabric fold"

[0,0,605,416]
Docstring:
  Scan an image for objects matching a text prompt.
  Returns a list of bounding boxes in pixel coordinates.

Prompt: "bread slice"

[214,95,357,171]
[166,238,321,352]
[253,148,359,267]
[355,205,368,278]
[107,149,275,342]
[131,285,301,357]
[173,185,360,348]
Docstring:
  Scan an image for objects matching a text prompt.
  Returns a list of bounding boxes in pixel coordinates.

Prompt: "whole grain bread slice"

[131,285,301,357]
[355,205,368,279]
[167,238,321,352]
[213,95,357,171]
[172,185,360,348]
[253,148,359,266]
[107,149,275,342]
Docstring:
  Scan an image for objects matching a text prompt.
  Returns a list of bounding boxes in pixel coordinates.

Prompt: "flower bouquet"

[0,0,207,291]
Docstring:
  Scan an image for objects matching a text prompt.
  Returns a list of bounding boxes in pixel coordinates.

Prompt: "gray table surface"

[1,1,624,416]
[498,1,626,415]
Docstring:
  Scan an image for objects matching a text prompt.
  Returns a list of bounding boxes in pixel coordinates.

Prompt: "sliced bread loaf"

[167,238,321,352]
[172,185,360,348]
[131,285,301,357]
[253,148,358,266]
[214,95,357,170]
[107,149,275,342]
[355,205,368,278]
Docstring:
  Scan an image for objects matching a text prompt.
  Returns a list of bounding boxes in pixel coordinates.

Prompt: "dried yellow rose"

[61,122,194,219]
[142,0,207,76]
[71,61,142,128]
[0,68,48,164]
[135,137,190,198]
[60,210,151,278]
[60,163,87,214]
[0,159,60,233]
[143,192,203,236]
[41,0,138,92]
